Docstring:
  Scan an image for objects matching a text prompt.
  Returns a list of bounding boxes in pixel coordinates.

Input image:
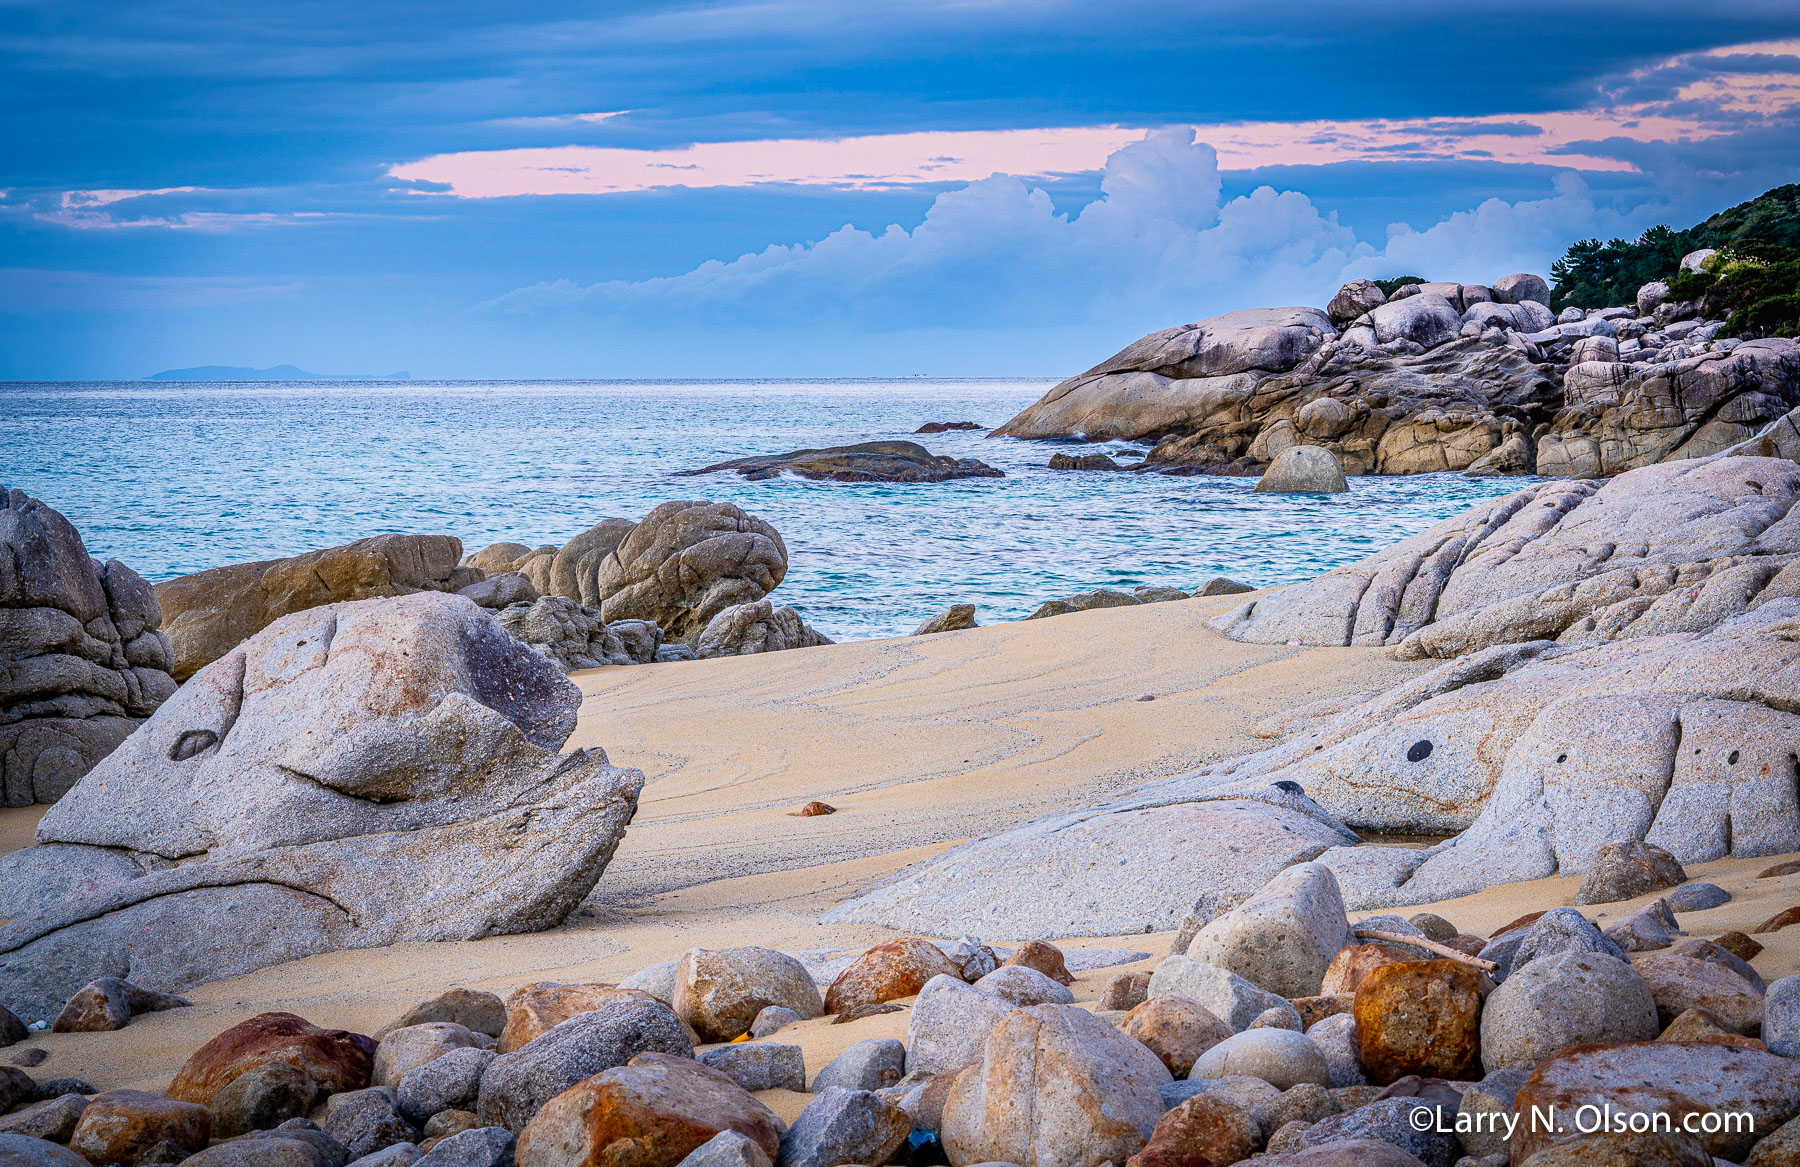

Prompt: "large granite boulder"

[2,487,177,805]
[597,501,787,643]
[0,591,643,1020]
[1209,454,1800,657]
[684,441,1004,482]
[694,602,832,659]
[156,534,474,679]
[545,519,636,608]
[992,307,1337,441]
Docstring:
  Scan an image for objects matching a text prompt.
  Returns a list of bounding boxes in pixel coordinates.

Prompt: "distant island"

[145,364,411,381]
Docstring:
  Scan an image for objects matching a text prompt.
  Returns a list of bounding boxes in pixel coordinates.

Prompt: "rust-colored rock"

[1490,910,1546,938]
[167,1012,376,1107]
[1120,996,1234,1077]
[823,938,960,1015]
[1292,995,1353,1029]
[51,978,189,1033]
[1003,939,1074,986]
[1127,1093,1259,1167]
[1574,841,1687,906]
[1353,960,1481,1085]
[792,801,835,817]
[1318,943,1412,997]
[499,984,661,1054]
[68,1089,210,1167]
[1659,1007,1767,1049]
[1631,953,1764,1034]
[1514,1128,1711,1165]
[1715,931,1765,962]
[1755,905,1800,934]
[1513,1040,1800,1162]
[513,1051,781,1167]
[1759,860,1800,879]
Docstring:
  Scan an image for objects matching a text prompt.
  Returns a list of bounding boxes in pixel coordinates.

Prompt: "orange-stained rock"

[1513,1040,1800,1162]
[823,939,960,1015]
[1490,910,1546,938]
[1126,1093,1259,1167]
[1353,960,1480,1085]
[1755,905,1800,934]
[1292,995,1353,1030]
[513,1051,780,1167]
[1120,996,1234,1077]
[167,1012,376,1107]
[1659,1007,1768,1050]
[793,801,835,817]
[1319,943,1412,997]
[1715,931,1765,962]
[68,1089,210,1166]
[1631,953,1764,1034]
[1510,1128,1710,1165]
[498,984,663,1053]
[1003,940,1073,986]
[1759,860,1800,879]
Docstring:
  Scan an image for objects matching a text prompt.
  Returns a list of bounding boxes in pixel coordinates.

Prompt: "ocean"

[2,378,1533,641]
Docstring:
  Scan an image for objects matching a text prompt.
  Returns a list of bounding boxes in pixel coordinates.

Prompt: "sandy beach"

[8,591,1798,1125]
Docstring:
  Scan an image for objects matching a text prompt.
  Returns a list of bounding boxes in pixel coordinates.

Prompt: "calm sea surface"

[2,379,1534,641]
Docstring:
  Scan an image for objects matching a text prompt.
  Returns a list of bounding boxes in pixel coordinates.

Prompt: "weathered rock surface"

[1254,446,1348,493]
[50,977,188,1032]
[1353,960,1480,1083]
[673,947,822,1044]
[905,974,1019,1076]
[155,533,471,680]
[475,1000,695,1132]
[939,1004,1172,1167]
[69,1089,211,1167]
[597,501,787,643]
[912,604,977,635]
[1186,862,1351,998]
[169,1013,377,1108]
[1,487,176,805]
[1632,952,1764,1033]
[395,1049,493,1127]
[0,593,644,1021]
[493,597,658,672]
[1129,1092,1260,1167]
[684,440,1004,483]
[0,1133,90,1167]
[810,1039,904,1094]
[777,1087,910,1167]
[380,991,506,1041]
[1147,956,1302,1032]
[1574,841,1688,905]
[1479,952,1658,1072]
[975,965,1074,1007]
[322,1088,416,1158]
[498,984,658,1054]
[1120,996,1234,1077]
[1190,1029,1329,1090]
[693,601,831,660]
[696,1043,804,1094]
[374,1025,484,1089]
[1513,1039,1800,1161]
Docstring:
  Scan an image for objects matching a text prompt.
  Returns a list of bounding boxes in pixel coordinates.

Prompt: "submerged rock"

[0,592,643,1021]
[1,486,177,805]
[683,441,1004,483]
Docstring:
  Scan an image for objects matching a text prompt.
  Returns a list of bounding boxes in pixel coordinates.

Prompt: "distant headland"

[144,364,411,381]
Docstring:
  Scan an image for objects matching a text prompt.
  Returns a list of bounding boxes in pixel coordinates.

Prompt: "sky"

[3,2,1799,379]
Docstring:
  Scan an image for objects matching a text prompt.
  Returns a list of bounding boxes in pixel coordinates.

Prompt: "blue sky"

[3,1,1799,379]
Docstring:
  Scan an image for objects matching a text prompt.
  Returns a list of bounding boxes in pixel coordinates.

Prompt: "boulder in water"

[1254,446,1348,493]
[683,441,1003,483]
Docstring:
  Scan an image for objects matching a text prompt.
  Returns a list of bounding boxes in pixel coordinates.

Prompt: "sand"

[4,593,1797,1122]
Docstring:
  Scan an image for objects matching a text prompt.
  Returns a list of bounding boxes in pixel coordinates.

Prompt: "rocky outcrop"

[1207,454,1800,658]
[0,591,643,1020]
[494,597,661,671]
[991,275,1800,479]
[683,441,1004,483]
[598,501,788,643]
[155,534,476,680]
[2,488,177,806]
[694,602,832,659]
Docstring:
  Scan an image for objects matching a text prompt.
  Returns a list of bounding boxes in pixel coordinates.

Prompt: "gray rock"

[1573,841,1687,906]
[546,519,636,608]
[940,936,999,982]
[1504,909,1626,979]
[674,946,823,1044]
[1681,248,1718,274]
[1268,1096,1458,1167]
[810,1039,905,1093]
[1191,1029,1329,1090]
[1665,882,1731,911]
[1305,1013,1367,1088]
[344,1145,419,1167]
[1250,1006,1302,1031]
[1671,937,1764,992]
[913,605,978,636]
[322,1089,417,1160]
[495,596,637,671]
[375,1024,484,1089]
[395,1049,493,1126]
[972,965,1073,1007]
[696,1043,805,1093]
[1479,951,1658,1072]
[1366,294,1462,349]
[454,575,537,611]
[0,1069,37,1113]
[178,1139,337,1167]
[693,601,832,660]
[246,1123,353,1167]
[0,1133,91,1167]
[1491,274,1551,306]
[1198,577,1256,597]
[412,1128,512,1167]
[675,1130,771,1167]
[617,961,678,1005]
[747,1006,800,1039]
[598,501,788,643]
[211,1061,321,1138]
[1255,446,1349,494]
[1187,862,1352,997]
[0,1096,87,1143]
[1455,1070,1528,1160]
[1764,975,1800,1057]
[475,1000,693,1132]
[379,991,506,1041]
[905,974,1017,1075]
[1602,898,1681,952]
[1,592,644,1022]
[1328,281,1387,326]
[1158,1073,1281,1115]
[777,1088,911,1167]
[1148,956,1303,1032]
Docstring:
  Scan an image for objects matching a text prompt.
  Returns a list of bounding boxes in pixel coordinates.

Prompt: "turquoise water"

[2,378,1534,641]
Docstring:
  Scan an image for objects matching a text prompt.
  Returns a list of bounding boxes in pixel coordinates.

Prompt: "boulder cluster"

[10,888,1800,1167]
[996,261,1800,479]
[1,487,177,807]
[0,591,644,1019]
